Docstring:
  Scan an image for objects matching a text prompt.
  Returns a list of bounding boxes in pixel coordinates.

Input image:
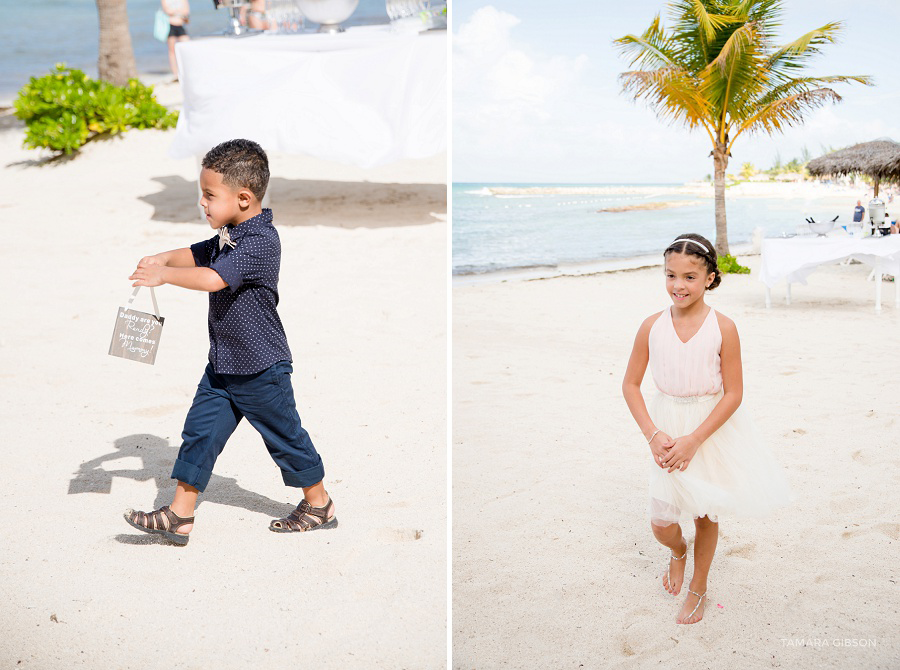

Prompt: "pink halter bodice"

[648,306,722,397]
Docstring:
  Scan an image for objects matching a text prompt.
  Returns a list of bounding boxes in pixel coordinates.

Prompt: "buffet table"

[170,25,446,167]
[759,235,900,311]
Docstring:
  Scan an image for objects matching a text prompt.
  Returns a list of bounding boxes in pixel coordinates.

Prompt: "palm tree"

[615,0,871,255]
[96,0,138,86]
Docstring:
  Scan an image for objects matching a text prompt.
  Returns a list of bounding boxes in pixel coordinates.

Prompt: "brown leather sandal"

[124,505,193,546]
[269,496,337,533]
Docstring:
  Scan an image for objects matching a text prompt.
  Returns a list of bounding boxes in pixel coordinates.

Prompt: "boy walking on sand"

[124,138,336,545]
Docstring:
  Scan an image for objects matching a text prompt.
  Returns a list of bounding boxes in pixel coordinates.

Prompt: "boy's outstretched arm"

[130,265,227,292]
[139,248,197,268]
[131,247,228,292]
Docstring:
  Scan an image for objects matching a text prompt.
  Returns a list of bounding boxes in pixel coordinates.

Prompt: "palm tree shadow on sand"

[69,433,296,545]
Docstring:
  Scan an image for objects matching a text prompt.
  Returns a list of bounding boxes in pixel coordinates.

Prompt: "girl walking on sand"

[622,233,790,624]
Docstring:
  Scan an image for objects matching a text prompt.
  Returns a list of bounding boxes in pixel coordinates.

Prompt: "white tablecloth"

[170,26,446,168]
[759,235,900,309]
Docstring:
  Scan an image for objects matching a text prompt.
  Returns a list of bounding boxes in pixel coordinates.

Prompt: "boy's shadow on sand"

[69,434,296,544]
[140,175,446,227]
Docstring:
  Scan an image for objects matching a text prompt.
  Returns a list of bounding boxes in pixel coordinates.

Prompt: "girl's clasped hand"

[647,430,672,468]
[653,433,702,472]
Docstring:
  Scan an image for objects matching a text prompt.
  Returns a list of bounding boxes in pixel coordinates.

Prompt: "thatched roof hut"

[807,139,900,196]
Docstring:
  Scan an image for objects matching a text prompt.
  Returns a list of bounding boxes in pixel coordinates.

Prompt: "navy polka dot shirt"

[190,208,292,375]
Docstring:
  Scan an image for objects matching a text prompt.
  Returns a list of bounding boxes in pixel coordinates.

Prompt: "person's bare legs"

[167,36,178,78]
[652,521,688,595]
[302,480,333,513]
[168,480,199,535]
[677,515,718,624]
[167,35,189,79]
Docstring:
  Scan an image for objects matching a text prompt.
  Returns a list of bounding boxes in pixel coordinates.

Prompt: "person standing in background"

[242,0,271,30]
[161,0,190,79]
[853,199,866,223]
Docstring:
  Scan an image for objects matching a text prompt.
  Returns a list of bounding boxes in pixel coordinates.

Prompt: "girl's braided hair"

[664,233,721,291]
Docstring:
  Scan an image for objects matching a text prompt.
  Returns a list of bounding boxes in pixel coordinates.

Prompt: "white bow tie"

[218,226,236,250]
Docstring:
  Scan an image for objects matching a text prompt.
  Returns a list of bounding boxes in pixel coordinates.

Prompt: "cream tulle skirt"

[646,391,791,526]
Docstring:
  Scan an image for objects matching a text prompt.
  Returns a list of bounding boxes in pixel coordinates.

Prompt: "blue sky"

[452,0,900,183]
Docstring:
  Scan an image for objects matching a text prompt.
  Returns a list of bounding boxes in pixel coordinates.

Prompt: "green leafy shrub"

[719,254,751,274]
[14,64,178,155]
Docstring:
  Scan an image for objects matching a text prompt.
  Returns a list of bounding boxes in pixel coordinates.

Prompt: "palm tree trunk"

[96,0,137,86]
[713,141,730,257]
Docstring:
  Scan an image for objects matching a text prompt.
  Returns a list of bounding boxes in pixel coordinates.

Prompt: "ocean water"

[0,0,389,103]
[452,182,854,276]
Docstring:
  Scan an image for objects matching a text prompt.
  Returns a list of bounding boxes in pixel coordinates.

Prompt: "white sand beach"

[453,259,900,668]
[0,81,447,669]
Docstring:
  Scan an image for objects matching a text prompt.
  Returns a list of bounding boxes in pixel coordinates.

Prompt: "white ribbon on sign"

[127,286,161,319]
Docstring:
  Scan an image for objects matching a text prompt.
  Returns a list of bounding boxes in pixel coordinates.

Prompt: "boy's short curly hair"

[201,139,269,201]
[664,233,722,291]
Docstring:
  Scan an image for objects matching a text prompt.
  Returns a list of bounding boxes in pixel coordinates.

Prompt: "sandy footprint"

[875,522,900,540]
[376,527,424,542]
[841,525,899,540]
[829,493,869,514]
[724,542,756,559]
[619,615,660,657]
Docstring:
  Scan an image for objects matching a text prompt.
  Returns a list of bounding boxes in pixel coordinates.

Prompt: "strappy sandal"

[124,505,193,546]
[665,545,687,593]
[680,589,707,624]
[269,496,337,533]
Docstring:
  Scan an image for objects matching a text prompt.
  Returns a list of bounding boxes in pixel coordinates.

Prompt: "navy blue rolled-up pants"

[171,361,324,492]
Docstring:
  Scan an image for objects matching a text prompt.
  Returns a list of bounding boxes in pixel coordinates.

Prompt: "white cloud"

[452,6,712,183]
[453,6,590,178]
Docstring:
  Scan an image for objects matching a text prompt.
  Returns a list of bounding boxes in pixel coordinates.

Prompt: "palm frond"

[619,67,714,139]
[734,0,757,16]
[766,22,843,72]
[614,14,680,70]
[708,20,759,74]
[697,21,767,138]
[614,35,676,71]
[743,0,784,29]
[756,74,873,108]
[731,88,842,147]
[669,0,741,70]
[688,0,738,42]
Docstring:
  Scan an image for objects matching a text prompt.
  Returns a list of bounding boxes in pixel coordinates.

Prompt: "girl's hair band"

[672,238,709,254]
